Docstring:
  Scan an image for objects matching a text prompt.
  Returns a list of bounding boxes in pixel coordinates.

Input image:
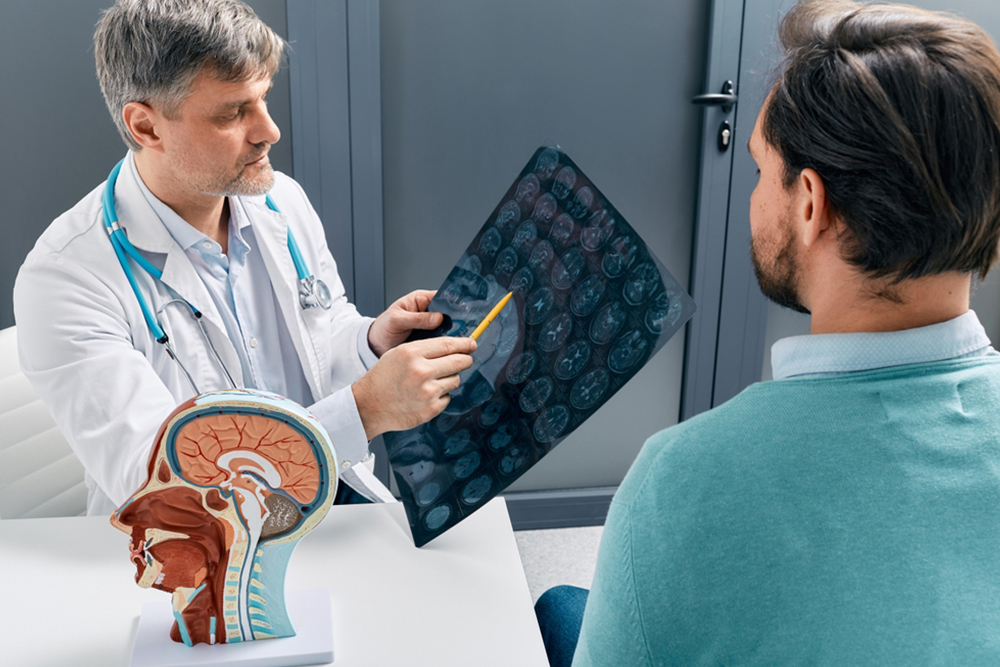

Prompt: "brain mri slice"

[581,209,615,251]
[424,504,452,531]
[534,147,560,180]
[601,235,639,278]
[488,423,519,451]
[479,401,508,428]
[551,248,586,290]
[494,247,519,281]
[554,340,592,380]
[506,350,538,384]
[417,481,442,506]
[571,275,606,318]
[623,262,661,305]
[515,174,541,206]
[461,474,494,506]
[519,376,555,413]
[529,241,556,273]
[552,166,577,200]
[590,301,628,345]
[645,291,672,334]
[533,405,571,443]
[532,193,558,224]
[539,312,573,352]
[496,200,521,234]
[570,369,612,411]
[549,213,577,249]
[510,266,535,297]
[609,330,652,374]
[478,227,502,259]
[566,186,594,219]
[453,451,482,480]
[525,287,555,325]
[512,220,539,255]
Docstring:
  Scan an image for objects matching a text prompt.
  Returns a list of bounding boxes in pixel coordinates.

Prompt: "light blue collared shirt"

[128,155,379,467]
[771,310,998,380]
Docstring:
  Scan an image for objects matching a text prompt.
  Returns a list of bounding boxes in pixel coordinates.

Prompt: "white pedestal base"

[130,588,334,667]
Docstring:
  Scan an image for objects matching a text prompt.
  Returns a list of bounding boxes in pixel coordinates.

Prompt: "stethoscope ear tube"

[108,233,167,342]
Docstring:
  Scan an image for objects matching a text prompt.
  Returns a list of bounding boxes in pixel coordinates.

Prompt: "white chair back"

[0,326,86,518]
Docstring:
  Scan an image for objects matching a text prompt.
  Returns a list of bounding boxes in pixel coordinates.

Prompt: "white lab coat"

[14,159,390,515]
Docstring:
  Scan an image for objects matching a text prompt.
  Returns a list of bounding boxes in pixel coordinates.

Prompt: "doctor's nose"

[249,106,281,147]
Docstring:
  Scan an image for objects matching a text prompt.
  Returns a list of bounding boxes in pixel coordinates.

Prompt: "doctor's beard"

[215,162,274,197]
[210,147,275,197]
[180,144,275,198]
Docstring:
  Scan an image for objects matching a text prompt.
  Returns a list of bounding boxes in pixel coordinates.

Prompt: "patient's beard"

[751,218,810,315]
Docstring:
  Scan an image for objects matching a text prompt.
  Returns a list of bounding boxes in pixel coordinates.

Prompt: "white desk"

[0,498,548,666]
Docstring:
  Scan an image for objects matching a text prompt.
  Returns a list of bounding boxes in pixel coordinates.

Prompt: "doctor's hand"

[368,290,444,357]
[352,335,477,440]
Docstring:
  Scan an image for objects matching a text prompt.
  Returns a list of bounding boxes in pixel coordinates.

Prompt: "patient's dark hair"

[763,0,1000,281]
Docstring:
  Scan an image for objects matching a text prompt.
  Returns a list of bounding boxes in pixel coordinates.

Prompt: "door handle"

[692,80,737,114]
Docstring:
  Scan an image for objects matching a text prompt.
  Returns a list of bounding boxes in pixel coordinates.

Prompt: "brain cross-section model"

[111,389,338,649]
[175,415,321,505]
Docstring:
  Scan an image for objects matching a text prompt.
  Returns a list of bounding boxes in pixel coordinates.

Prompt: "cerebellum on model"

[110,389,338,647]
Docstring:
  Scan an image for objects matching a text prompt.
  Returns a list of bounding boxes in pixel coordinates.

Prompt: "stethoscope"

[102,157,333,394]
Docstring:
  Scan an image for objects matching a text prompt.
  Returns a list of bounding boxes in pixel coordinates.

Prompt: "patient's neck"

[806,270,971,335]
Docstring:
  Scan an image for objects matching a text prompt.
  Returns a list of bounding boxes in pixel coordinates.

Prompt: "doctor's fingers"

[410,335,477,359]
[400,289,437,310]
[389,308,444,332]
[422,352,475,381]
[431,372,463,395]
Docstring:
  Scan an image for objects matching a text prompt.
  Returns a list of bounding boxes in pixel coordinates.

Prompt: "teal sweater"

[574,358,1000,666]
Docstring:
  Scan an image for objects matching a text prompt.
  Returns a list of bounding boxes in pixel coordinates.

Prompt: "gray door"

[380,0,712,492]
[758,1,1000,382]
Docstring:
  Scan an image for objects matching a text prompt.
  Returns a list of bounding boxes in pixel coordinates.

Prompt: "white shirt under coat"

[14,153,391,515]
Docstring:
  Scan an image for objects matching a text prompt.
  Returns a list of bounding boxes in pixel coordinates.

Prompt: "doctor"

[13,0,476,515]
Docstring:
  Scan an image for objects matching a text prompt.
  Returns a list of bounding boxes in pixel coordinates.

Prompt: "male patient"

[537,1,1000,665]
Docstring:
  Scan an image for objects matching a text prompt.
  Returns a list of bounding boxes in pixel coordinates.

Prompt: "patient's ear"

[796,167,830,248]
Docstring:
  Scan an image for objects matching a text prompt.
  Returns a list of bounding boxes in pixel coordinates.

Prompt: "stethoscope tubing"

[101,157,327,394]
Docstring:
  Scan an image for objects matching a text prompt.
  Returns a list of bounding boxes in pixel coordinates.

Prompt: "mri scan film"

[385,147,695,547]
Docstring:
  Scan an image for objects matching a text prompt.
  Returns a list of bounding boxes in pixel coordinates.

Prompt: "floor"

[514,525,604,602]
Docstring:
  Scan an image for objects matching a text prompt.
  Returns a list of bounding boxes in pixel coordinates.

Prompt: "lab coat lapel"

[246,200,327,401]
[157,247,244,387]
[113,155,243,387]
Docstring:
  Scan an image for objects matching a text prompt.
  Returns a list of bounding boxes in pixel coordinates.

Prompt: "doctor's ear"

[122,102,164,152]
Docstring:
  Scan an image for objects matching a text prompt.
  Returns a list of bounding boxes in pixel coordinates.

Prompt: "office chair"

[0,326,86,519]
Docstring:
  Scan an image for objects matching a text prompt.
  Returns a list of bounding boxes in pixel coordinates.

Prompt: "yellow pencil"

[470,292,514,341]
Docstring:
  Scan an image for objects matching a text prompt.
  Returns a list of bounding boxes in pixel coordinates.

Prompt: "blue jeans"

[534,585,590,667]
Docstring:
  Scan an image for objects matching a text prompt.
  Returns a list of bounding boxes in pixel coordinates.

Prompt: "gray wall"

[0,0,293,330]
[379,0,709,491]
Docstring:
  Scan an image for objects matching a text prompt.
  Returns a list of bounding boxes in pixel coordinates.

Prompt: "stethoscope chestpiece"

[299,276,333,310]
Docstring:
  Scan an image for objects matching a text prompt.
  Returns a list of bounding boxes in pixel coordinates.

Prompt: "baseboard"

[502,486,617,531]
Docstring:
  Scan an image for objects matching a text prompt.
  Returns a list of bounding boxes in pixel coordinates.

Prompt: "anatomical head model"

[111,389,337,646]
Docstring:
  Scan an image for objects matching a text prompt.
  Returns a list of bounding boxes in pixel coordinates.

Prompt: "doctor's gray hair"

[94,0,286,151]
